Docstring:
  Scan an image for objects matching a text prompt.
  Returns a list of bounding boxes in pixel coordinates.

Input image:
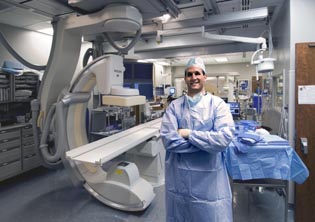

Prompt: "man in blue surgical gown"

[160,57,235,222]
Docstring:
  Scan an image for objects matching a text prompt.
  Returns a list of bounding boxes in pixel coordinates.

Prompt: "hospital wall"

[272,0,315,124]
[0,23,52,67]
[170,63,257,96]
[173,63,256,79]
[153,63,172,88]
[271,0,315,147]
[268,0,315,205]
[0,23,92,84]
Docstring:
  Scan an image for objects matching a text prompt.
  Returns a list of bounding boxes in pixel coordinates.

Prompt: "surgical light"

[252,54,276,73]
[251,49,276,80]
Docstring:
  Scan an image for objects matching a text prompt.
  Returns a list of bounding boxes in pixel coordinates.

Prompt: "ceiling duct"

[0,1,12,12]
[160,0,181,18]
[241,0,251,11]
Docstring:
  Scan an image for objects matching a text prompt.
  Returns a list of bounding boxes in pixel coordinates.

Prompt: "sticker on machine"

[298,85,315,104]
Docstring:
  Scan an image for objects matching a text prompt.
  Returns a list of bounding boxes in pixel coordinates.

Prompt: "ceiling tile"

[0,7,50,28]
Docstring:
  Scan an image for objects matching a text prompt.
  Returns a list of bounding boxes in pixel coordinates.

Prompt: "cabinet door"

[0,73,11,102]
[295,42,315,222]
[0,128,21,164]
[0,128,22,181]
[21,124,41,171]
[0,128,20,141]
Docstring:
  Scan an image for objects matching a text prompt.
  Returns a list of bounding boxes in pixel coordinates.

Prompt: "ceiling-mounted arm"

[201,28,267,50]
[156,26,267,49]
[156,27,203,43]
[201,27,276,79]
[156,25,274,80]
[201,27,274,80]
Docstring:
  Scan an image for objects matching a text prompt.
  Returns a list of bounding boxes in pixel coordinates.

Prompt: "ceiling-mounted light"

[214,57,228,63]
[155,61,170,66]
[251,50,276,80]
[251,54,276,73]
[137,60,149,63]
[161,13,171,23]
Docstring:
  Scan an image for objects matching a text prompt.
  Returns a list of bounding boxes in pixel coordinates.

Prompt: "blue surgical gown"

[160,93,235,222]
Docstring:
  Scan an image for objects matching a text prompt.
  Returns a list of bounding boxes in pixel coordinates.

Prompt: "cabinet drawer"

[22,136,34,145]
[0,129,20,141]
[22,126,33,136]
[23,144,36,157]
[0,161,21,181]
[23,155,41,171]
[0,148,21,165]
[0,139,20,151]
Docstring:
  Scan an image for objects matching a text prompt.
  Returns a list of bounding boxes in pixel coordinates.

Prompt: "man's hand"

[178,129,191,138]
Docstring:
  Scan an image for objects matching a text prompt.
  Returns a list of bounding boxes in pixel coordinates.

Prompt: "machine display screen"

[169,87,176,96]
[227,102,240,118]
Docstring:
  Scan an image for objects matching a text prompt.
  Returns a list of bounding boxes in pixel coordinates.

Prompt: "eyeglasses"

[185,71,203,77]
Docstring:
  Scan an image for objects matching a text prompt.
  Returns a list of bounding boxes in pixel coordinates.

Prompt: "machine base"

[84,161,155,211]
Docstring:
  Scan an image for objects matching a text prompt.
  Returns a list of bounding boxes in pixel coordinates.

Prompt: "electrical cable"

[0,31,46,70]
[82,48,95,67]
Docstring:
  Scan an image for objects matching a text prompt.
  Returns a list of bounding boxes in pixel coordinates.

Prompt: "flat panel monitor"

[227,102,240,118]
[155,86,164,97]
[221,97,228,103]
[135,83,154,101]
[169,87,176,96]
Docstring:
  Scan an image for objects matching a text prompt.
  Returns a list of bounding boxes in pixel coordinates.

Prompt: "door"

[295,42,315,222]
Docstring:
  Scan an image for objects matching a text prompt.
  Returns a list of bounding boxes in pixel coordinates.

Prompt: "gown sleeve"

[160,101,199,153]
[188,99,235,153]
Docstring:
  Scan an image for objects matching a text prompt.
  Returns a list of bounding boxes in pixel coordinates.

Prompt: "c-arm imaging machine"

[29,4,163,211]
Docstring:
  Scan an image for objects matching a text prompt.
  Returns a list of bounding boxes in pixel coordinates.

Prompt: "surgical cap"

[185,57,206,74]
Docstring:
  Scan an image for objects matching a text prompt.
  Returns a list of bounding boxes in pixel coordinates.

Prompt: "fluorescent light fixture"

[228,72,240,76]
[207,76,225,80]
[207,77,217,80]
[155,61,170,66]
[214,57,228,63]
[137,59,157,63]
[37,27,54,35]
[162,13,171,23]
[138,59,170,66]
[137,60,149,63]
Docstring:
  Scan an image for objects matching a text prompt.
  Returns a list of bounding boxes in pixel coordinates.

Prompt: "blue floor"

[0,167,294,222]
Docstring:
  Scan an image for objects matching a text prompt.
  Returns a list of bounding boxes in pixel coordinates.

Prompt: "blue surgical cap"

[185,57,206,73]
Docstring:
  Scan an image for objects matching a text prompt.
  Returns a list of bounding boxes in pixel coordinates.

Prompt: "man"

[160,57,235,222]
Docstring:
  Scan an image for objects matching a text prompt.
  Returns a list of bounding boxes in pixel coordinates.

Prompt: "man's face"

[185,66,207,95]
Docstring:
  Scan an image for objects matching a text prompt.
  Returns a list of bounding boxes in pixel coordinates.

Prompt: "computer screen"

[221,97,228,103]
[169,87,176,96]
[155,86,165,97]
[227,102,240,118]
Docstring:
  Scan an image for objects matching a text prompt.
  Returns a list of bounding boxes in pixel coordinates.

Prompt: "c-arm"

[28,4,162,211]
